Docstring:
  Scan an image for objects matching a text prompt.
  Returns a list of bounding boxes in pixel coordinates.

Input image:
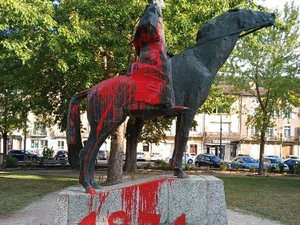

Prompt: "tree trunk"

[124,118,144,172]
[258,131,266,175]
[106,122,126,185]
[2,131,7,156]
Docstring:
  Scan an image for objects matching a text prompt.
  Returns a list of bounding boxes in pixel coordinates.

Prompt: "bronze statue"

[67,2,275,192]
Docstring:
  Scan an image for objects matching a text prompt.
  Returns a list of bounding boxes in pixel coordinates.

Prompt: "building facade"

[1,94,300,161]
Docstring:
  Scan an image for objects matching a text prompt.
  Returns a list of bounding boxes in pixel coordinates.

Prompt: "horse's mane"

[196,8,241,42]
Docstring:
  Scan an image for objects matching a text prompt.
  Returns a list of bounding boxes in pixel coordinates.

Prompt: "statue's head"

[196,9,275,42]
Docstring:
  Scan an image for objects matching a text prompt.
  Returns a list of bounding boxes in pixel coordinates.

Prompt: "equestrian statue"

[67,0,275,193]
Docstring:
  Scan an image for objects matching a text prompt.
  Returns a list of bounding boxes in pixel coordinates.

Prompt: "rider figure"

[128,0,186,111]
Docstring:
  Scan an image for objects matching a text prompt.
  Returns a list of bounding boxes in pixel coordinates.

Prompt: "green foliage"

[139,117,173,145]
[0,0,248,137]
[294,165,300,174]
[249,167,257,173]
[6,157,18,168]
[155,159,171,170]
[224,3,300,172]
[199,83,237,114]
[42,147,54,160]
[220,163,227,171]
[274,164,281,173]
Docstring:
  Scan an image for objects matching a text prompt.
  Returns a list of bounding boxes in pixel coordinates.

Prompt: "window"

[248,126,255,136]
[283,109,292,119]
[58,141,65,150]
[267,127,274,137]
[33,122,47,135]
[283,126,291,138]
[142,143,149,152]
[31,140,39,148]
[40,140,48,148]
[189,144,197,155]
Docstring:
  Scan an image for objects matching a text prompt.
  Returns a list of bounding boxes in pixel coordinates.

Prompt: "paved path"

[0,189,283,225]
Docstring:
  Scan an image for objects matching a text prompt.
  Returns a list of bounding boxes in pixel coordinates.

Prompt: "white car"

[150,152,163,161]
[164,153,196,164]
[136,152,146,161]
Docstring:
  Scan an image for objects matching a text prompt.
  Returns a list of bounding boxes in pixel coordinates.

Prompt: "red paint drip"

[96,192,110,216]
[78,211,96,225]
[171,214,187,225]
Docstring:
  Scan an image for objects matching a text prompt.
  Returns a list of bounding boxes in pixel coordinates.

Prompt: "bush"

[274,165,281,173]
[42,147,54,160]
[266,166,272,173]
[234,164,239,171]
[249,167,256,173]
[6,157,18,168]
[294,165,300,174]
[220,163,227,171]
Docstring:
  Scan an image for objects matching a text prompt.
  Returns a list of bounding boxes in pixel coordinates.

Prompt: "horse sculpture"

[67,9,275,193]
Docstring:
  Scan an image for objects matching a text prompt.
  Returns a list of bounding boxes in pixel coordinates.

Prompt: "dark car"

[195,154,222,168]
[97,150,108,160]
[284,159,300,173]
[262,157,289,172]
[54,150,68,161]
[7,150,39,162]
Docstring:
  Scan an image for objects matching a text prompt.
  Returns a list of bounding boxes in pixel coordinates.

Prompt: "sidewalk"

[0,188,283,225]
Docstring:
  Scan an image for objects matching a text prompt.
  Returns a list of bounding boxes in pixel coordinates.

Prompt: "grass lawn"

[0,171,78,216]
[217,175,300,225]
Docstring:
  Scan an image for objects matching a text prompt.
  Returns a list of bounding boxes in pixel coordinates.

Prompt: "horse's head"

[196,9,275,43]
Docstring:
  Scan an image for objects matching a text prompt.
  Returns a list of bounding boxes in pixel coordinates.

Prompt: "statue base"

[54,175,227,225]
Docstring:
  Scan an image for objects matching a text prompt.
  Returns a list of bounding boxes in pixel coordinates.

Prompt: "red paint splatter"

[108,211,129,225]
[79,178,184,224]
[138,212,160,225]
[78,211,96,225]
[171,214,187,225]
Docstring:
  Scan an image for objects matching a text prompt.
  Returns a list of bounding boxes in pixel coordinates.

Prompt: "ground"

[0,168,287,225]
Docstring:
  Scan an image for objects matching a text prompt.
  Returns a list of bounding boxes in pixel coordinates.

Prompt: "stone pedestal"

[54,175,227,225]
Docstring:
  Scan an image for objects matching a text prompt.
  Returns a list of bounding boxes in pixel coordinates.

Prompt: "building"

[1,94,300,161]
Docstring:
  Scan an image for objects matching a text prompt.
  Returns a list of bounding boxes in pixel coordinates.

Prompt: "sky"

[255,0,300,10]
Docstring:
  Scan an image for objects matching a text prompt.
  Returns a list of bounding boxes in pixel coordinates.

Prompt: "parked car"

[97,150,108,160]
[284,159,300,173]
[164,153,196,164]
[262,157,289,172]
[182,153,196,164]
[150,152,163,161]
[285,155,299,160]
[136,152,146,161]
[54,150,68,161]
[194,154,222,168]
[7,150,39,162]
[230,156,259,169]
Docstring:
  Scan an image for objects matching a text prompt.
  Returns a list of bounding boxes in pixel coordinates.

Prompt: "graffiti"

[78,178,187,225]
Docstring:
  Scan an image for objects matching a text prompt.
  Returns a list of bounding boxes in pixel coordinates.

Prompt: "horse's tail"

[67,90,89,169]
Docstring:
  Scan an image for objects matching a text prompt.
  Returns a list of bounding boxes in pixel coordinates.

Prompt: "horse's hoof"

[88,187,97,195]
[90,180,101,189]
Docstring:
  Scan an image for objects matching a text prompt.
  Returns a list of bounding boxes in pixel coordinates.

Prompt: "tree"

[224,2,300,175]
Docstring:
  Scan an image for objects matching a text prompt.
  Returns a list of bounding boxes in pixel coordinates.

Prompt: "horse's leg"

[87,117,126,188]
[79,128,100,192]
[173,110,197,178]
[124,117,145,172]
